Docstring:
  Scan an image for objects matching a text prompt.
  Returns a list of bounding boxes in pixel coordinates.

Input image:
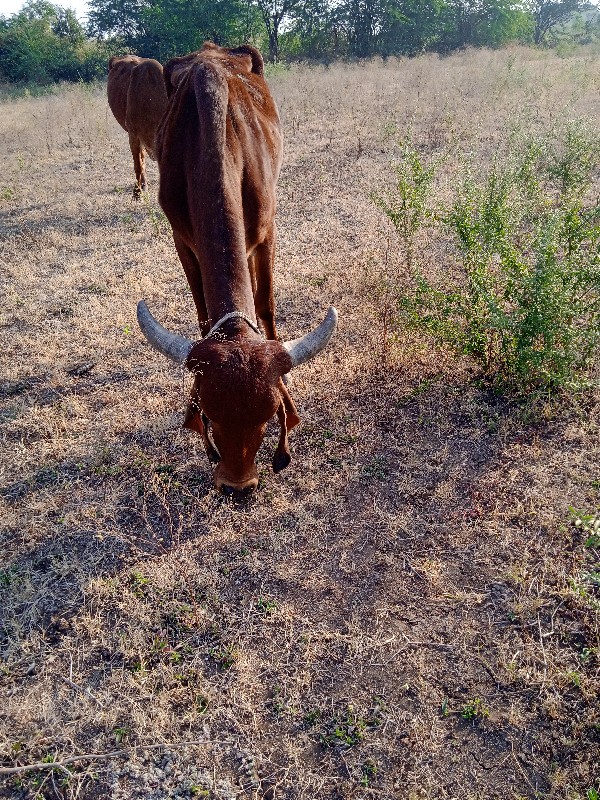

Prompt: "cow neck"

[203,272,260,340]
[204,311,263,340]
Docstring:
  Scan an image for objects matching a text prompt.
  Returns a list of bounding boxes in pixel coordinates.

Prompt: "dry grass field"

[1,45,599,800]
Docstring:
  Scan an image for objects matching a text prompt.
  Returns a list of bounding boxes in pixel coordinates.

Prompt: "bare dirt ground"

[1,45,599,800]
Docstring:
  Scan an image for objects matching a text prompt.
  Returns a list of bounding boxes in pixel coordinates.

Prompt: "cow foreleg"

[253,234,277,340]
[272,402,291,473]
[173,233,209,334]
[128,132,146,198]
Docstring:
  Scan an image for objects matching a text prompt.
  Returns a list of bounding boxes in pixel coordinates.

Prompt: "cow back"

[107,55,144,132]
[125,59,167,157]
[156,44,282,304]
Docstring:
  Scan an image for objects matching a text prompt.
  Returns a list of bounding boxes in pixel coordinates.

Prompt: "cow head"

[137,301,337,495]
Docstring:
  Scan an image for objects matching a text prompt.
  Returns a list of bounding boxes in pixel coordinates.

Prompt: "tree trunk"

[269,26,279,62]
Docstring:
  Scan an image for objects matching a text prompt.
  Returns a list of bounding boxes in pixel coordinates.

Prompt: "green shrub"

[377,120,600,394]
[0,2,118,85]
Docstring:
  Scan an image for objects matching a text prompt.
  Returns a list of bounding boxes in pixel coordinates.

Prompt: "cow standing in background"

[137,43,337,496]
[107,56,168,198]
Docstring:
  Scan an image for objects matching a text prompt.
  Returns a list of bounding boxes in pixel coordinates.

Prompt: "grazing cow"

[107,55,168,198]
[137,43,337,496]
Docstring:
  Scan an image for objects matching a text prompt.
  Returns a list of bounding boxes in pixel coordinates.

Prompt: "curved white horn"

[137,300,194,364]
[283,306,338,368]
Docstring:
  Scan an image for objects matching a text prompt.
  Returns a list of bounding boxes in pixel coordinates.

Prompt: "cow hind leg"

[128,133,146,199]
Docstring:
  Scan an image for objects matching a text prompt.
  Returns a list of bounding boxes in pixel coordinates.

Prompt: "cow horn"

[137,300,194,364]
[283,307,338,368]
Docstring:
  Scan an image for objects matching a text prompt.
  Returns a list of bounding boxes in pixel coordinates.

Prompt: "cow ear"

[183,384,203,432]
[163,57,189,98]
[183,403,203,434]
[268,343,293,379]
[228,45,264,76]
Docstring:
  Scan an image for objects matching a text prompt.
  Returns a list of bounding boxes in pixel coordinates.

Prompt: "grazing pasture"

[1,45,599,800]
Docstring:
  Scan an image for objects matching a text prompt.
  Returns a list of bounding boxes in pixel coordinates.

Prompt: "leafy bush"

[376,120,600,393]
[0,1,117,85]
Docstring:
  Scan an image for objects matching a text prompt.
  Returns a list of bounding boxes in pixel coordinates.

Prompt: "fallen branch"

[62,676,104,709]
[0,739,231,777]
[0,751,125,777]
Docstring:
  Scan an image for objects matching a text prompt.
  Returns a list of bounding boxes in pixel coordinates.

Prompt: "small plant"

[320,702,384,749]
[321,712,367,748]
[461,698,490,721]
[255,597,277,616]
[269,686,286,715]
[569,574,600,613]
[571,507,600,548]
[1,186,16,201]
[564,669,582,687]
[142,192,168,237]
[0,568,20,588]
[304,709,321,726]
[113,726,129,743]
[586,788,599,800]
[196,695,209,714]
[372,140,438,272]
[129,572,150,597]
[360,759,378,787]
[190,786,210,797]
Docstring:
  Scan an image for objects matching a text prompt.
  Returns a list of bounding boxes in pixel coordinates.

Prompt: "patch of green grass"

[304,709,321,727]
[319,701,385,749]
[0,567,20,588]
[113,726,129,743]
[362,456,389,479]
[208,646,235,671]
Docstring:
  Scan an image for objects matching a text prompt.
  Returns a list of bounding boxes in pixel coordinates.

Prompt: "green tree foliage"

[527,0,587,43]
[1,0,594,84]
[283,0,343,60]
[438,0,533,50]
[254,0,304,62]
[282,0,538,60]
[87,0,261,61]
[0,0,113,83]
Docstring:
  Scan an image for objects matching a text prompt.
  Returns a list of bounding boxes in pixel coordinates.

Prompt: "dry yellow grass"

[1,45,599,799]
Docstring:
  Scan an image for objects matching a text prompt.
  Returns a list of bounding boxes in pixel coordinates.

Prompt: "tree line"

[1,0,598,85]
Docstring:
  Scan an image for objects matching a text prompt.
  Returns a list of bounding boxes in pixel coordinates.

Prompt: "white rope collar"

[204,311,263,340]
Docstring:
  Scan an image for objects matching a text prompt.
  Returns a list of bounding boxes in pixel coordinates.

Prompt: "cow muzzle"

[214,463,259,497]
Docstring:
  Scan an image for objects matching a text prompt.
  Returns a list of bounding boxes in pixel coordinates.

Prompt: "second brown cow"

[107,55,168,197]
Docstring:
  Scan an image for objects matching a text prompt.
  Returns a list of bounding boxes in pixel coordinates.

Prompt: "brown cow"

[137,43,337,496]
[107,55,168,198]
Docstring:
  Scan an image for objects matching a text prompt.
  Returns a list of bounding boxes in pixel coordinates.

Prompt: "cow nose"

[221,483,257,500]
[214,463,259,495]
